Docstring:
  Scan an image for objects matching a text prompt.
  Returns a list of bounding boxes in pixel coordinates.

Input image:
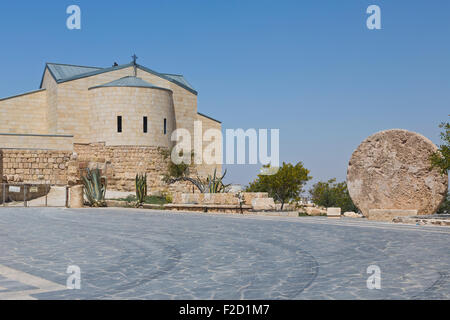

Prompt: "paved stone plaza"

[0,208,448,300]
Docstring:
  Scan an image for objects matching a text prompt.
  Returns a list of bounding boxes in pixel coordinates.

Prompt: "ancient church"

[0,58,222,191]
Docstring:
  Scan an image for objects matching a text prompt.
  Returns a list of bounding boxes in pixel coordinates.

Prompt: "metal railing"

[1,183,68,208]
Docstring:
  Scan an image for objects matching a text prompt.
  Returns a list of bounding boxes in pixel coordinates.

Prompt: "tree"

[430,120,450,174]
[437,192,450,214]
[309,179,337,209]
[309,179,358,213]
[246,162,311,210]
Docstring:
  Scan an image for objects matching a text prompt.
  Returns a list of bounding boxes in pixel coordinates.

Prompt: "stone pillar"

[69,185,84,208]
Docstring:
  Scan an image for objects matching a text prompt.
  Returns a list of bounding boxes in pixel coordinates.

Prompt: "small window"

[117,116,122,133]
[143,116,148,133]
[164,118,167,135]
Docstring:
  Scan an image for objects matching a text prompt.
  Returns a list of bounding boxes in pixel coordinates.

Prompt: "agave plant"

[205,169,229,193]
[167,169,229,193]
[82,168,107,207]
[135,173,147,206]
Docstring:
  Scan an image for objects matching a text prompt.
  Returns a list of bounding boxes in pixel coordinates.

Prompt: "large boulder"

[347,129,448,218]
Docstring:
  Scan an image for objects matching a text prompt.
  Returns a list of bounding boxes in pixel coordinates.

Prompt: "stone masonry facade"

[72,143,195,193]
[0,149,71,185]
[0,144,195,193]
[0,59,222,191]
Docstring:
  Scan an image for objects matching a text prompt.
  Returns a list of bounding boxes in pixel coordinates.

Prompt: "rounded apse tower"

[88,76,176,147]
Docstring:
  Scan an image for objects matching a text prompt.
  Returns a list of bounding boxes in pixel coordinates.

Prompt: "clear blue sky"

[0,1,448,189]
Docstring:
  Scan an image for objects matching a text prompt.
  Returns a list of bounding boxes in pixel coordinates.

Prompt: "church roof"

[89,76,172,92]
[160,73,195,92]
[46,63,102,82]
[41,62,197,95]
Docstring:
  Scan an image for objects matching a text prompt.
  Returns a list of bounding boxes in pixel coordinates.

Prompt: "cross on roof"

[131,54,138,76]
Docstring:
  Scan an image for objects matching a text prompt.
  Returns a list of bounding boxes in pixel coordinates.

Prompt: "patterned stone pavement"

[0,207,448,300]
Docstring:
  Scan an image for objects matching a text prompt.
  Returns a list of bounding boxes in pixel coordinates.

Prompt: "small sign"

[29,187,38,193]
[8,186,20,193]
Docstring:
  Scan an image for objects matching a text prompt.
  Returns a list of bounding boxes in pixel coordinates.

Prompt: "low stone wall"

[173,193,238,205]
[393,215,450,226]
[164,204,253,214]
[242,193,269,206]
[173,192,270,206]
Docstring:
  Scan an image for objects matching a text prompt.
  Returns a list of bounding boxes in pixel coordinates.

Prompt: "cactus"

[135,173,147,206]
[82,168,107,207]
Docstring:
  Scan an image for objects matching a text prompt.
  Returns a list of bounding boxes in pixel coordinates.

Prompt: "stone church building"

[0,58,222,192]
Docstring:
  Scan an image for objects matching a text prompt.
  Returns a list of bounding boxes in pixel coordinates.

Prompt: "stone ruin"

[347,129,448,221]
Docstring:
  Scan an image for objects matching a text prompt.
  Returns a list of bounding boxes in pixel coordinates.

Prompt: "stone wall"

[41,68,58,134]
[0,133,74,150]
[173,192,269,206]
[196,113,223,177]
[73,143,194,193]
[0,89,48,134]
[0,149,71,185]
[0,150,3,202]
[0,143,213,194]
[89,86,175,147]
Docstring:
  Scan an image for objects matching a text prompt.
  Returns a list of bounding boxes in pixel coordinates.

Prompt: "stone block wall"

[0,149,71,185]
[0,133,74,150]
[242,192,269,206]
[173,193,238,205]
[89,86,175,147]
[173,192,270,206]
[196,113,223,178]
[0,143,212,194]
[73,143,194,193]
[0,150,3,203]
[0,89,47,134]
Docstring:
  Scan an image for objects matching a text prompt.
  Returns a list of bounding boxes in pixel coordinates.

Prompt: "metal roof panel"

[89,76,172,92]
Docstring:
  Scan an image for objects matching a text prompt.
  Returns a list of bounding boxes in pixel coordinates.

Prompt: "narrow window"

[164,118,167,135]
[143,116,148,133]
[117,116,122,133]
